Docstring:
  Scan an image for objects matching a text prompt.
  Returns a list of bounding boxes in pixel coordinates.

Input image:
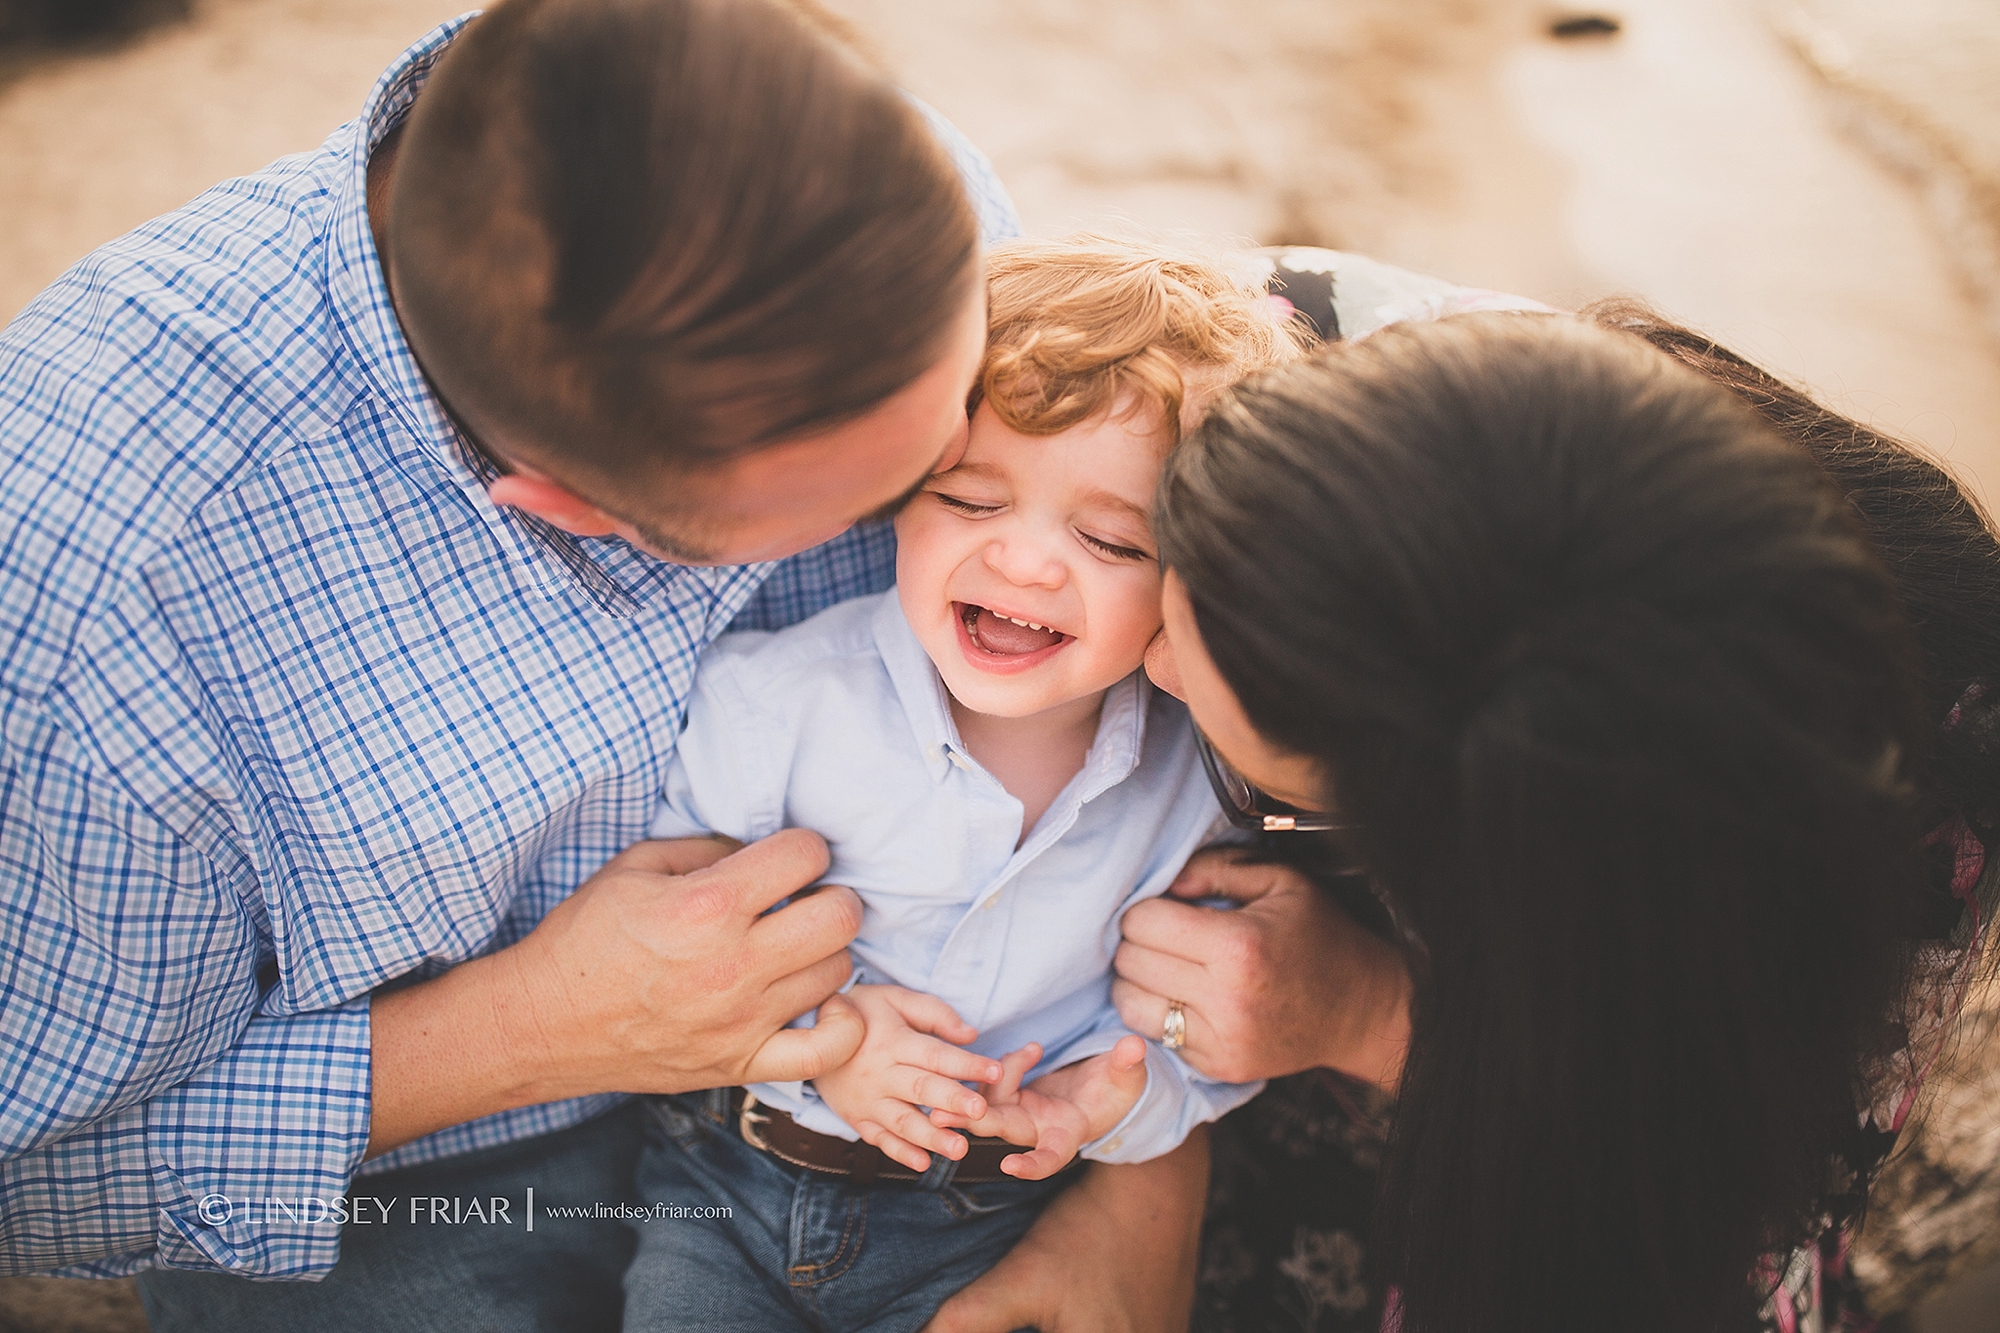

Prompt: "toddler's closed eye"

[1079,531,1152,561]
[933,493,1003,516]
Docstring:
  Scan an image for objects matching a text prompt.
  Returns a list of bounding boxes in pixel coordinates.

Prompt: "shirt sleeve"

[1044,1009,1264,1167]
[0,711,372,1279]
[909,96,1022,246]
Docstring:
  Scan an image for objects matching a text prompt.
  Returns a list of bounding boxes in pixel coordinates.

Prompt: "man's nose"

[982,533,1067,589]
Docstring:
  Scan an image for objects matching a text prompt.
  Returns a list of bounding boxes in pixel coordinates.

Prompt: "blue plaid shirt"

[0,15,1018,1281]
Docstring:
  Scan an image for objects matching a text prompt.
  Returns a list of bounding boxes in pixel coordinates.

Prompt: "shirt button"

[948,751,969,770]
[1103,1137,1123,1153]
[983,894,999,910]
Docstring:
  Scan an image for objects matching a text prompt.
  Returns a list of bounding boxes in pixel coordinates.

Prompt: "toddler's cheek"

[1100,603,1166,679]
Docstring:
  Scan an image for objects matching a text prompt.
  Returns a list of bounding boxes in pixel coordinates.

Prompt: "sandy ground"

[831,0,2000,509]
[2,1,1999,1329]
[1785,0,2000,341]
[0,0,1995,495]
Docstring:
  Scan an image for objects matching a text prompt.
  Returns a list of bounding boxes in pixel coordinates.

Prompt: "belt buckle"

[738,1090,777,1153]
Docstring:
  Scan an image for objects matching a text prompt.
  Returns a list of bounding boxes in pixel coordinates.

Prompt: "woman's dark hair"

[1158,313,1932,1333]
[1585,299,2000,854]
[391,0,981,488]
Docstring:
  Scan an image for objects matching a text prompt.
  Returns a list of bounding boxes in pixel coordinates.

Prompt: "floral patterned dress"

[1195,259,2000,1333]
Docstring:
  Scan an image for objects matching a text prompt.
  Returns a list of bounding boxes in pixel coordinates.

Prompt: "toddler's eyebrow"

[1081,488,1154,530]
[937,461,1003,482]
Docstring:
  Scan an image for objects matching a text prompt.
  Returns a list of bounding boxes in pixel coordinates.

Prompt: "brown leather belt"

[729,1087,1039,1185]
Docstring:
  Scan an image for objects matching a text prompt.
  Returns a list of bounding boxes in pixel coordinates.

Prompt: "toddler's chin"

[941,676,1050,720]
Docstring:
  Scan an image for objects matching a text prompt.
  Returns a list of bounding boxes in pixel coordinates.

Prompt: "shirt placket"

[925,745,1098,1019]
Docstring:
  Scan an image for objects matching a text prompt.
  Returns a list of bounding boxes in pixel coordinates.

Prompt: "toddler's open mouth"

[955,601,1072,665]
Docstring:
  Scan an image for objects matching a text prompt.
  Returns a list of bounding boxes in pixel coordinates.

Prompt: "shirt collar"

[322,16,746,619]
[869,591,1152,798]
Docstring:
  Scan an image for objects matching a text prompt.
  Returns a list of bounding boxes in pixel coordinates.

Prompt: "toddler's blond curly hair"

[976,236,1311,444]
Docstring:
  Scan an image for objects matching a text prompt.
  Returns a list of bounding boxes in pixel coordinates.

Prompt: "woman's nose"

[983,535,1067,589]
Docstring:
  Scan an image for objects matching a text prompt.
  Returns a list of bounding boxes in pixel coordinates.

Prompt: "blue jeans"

[137,1100,647,1332]
[623,1091,1069,1332]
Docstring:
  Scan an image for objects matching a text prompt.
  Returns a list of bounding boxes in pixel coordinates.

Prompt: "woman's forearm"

[1322,921,1412,1091]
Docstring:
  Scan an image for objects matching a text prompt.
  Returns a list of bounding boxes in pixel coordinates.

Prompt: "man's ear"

[486,473,622,538]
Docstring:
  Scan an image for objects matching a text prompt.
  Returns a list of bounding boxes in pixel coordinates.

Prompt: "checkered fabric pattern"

[0,14,1017,1280]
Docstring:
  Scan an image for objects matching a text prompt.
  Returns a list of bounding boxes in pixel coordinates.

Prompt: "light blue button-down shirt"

[650,592,1263,1164]
[0,16,1018,1280]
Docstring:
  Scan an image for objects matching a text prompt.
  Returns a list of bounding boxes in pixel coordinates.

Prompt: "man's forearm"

[370,832,867,1159]
[367,946,568,1159]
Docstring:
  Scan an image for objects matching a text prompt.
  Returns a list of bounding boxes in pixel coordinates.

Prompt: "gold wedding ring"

[1162,999,1187,1051]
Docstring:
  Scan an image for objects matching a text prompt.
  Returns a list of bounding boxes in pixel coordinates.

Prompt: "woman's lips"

[954,602,1072,674]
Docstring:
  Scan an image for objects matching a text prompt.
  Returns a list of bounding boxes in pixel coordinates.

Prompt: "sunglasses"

[1194,729,1346,833]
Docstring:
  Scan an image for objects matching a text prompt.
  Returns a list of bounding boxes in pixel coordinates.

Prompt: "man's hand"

[923,1128,1209,1333]
[812,985,1003,1173]
[1112,846,1411,1087]
[932,1038,1148,1180]
[367,830,865,1157]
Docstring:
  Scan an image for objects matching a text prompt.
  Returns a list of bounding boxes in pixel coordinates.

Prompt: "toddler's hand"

[812,985,1003,1173]
[929,1035,1149,1180]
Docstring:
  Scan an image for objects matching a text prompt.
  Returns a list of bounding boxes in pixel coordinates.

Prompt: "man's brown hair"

[389,0,981,489]
[976,237,1309,444]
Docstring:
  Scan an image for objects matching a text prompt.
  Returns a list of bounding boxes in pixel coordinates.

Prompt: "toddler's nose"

[983,536,1067,590]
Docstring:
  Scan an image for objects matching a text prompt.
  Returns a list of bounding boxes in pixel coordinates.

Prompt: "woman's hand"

[1112,846,1411,1088]
[923,1127,1209,1333]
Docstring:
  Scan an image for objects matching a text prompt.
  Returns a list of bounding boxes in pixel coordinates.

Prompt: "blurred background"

[0,1,1996,1330]
[3,0,1997,506]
